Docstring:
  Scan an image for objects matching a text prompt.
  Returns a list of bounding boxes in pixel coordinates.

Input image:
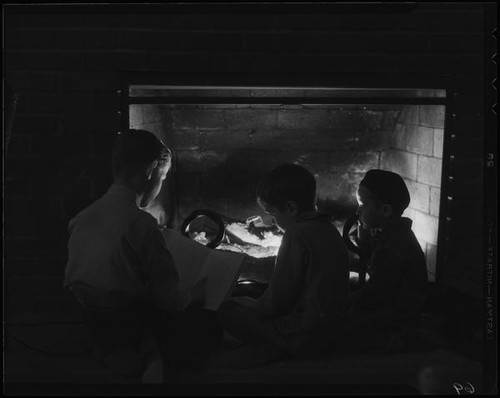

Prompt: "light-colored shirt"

[256,212,350,341]
[64,183,189,311]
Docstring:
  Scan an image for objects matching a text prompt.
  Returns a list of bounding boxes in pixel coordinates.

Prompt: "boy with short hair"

[218,163,349,365]
[345,169,429,353]
[64,129,221,377]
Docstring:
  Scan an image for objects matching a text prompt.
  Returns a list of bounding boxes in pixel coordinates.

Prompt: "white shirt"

[256,212,349,335]
[64,183,189,311]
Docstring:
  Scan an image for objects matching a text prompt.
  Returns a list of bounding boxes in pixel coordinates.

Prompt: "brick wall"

[4,3,491,318]
[130,99,400,226]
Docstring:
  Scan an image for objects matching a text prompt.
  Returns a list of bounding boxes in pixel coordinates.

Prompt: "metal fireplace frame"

[118,73,454,286]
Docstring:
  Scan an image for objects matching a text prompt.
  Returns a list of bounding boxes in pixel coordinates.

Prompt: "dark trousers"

[218,301,290,350]
[83,301,223,368]
[341,308,426,354]
[218,300,342,367]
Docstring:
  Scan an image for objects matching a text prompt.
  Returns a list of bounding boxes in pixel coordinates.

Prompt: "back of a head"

[256,163,316,212]
[112,129,170,178]
[360,169,410,216]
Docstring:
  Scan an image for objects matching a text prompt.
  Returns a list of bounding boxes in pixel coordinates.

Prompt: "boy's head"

[356,169,410,229]
[256,163,316,231]
[112,129,172,207]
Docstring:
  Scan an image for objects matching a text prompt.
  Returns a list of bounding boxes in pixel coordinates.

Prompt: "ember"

[186,213,283,258]
[218,217,283,258]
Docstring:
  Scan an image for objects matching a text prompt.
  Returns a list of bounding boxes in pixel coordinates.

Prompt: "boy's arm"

[256,231,305,315]
[357,248,405,309]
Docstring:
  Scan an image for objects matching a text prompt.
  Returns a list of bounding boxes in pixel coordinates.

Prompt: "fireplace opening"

[125,85,446,282]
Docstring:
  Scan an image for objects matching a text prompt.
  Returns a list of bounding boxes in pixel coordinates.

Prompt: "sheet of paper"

[163,228,210,290]
[200,249,246,311]
[162,228,245,310]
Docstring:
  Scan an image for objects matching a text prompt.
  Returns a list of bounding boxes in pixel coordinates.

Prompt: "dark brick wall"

[4,3,492,317]
[130,101,400,226]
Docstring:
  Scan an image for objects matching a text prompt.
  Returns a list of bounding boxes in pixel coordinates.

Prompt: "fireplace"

[124,85,446,282]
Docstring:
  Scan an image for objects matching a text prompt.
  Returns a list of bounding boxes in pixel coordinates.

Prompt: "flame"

[219,220,283,258]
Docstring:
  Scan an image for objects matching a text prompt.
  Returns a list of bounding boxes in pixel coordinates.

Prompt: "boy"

[64,129,221,376]
[218,163,349,366]
[345,169,429,354]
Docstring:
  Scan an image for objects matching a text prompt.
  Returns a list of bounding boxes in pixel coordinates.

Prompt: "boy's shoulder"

[295,212,335,227]
[377,217,424,257]
[287,212,340,237]
[71,191,156,228]
[382,217,417,241]
[135,208,162,230]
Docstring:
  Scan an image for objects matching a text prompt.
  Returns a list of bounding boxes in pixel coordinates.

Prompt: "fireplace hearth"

[126,86,445,281]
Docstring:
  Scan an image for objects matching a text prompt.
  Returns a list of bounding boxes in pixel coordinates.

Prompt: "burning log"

[221,216,283,259]
[183,210,283,258]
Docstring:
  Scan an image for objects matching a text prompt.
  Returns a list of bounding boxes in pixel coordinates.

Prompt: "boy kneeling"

[218,164,349,367]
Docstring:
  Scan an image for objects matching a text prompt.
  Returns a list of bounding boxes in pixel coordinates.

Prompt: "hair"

[111,129,171,177]
[256,163,316,212]
[359,169,411,216]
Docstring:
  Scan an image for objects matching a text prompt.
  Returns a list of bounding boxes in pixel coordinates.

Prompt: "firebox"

[122,84,446,282]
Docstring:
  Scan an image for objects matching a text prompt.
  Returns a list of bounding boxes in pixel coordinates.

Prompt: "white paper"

[163,228,245,311]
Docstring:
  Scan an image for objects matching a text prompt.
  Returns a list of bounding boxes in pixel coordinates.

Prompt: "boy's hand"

[188,276,207,305]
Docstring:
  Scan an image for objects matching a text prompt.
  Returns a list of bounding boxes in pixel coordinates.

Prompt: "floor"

[4,309,486,396]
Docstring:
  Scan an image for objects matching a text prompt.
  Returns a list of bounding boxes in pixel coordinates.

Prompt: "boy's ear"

[285,200,299,216]
[145,160,158,180]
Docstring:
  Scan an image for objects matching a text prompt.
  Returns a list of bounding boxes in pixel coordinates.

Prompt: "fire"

[185,212,283,258]
[217,241,280,258]
[191,231,211,245]
[218,218,283,258]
